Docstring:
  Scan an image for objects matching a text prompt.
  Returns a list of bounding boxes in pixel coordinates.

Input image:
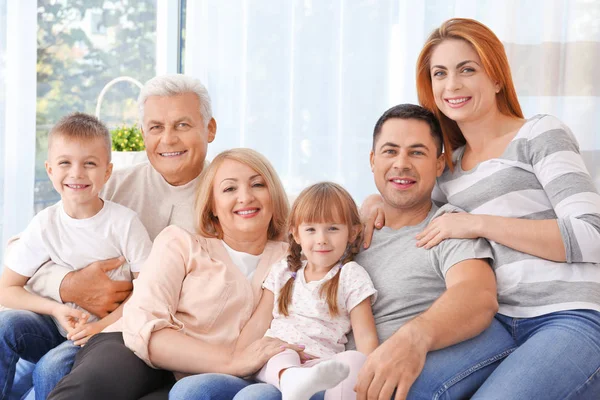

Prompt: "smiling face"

[142,92,216,186]
[429,39,500,125]
[294,221,350,270]
[46,135,112,216]
[211,159,274,243]
[370,118,444,212]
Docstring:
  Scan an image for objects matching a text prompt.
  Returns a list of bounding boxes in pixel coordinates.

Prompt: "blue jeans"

[169,373,325,400]
[9,359,33,400]
[471,310,600,399]
[0,310,79,400]
[406,317,516,399]
[167,310,600,400]
[169,319,515,400]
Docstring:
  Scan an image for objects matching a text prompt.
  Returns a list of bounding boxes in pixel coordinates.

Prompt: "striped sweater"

[433,114,600,318]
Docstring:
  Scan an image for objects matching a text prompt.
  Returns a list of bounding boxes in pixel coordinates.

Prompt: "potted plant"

[95,76,146,170]
[110,125,148,169]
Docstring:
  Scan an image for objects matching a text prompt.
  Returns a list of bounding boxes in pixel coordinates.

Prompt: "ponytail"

[278,236,303,316]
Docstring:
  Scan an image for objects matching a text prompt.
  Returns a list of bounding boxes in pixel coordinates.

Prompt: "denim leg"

[169,373,253,400]
[408,317,517,400]
[8,359,34,400]
[233,383,325,400]
[0,310,64,400]
[472,310,600,400]
[232,383,280,400]
[32,340,79,400]
[20,389,34,400]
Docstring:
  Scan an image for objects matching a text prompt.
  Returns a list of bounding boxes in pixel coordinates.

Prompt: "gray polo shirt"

[348,203,494,346]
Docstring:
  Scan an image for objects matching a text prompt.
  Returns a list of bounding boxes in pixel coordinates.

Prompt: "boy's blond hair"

[48,112,112,161]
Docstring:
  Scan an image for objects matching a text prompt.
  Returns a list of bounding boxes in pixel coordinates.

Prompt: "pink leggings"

[255,349,367,400]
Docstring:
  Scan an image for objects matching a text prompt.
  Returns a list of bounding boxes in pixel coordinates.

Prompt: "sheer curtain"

[0,0,6,263]
[184,0,600,203]
[0,1,37,264]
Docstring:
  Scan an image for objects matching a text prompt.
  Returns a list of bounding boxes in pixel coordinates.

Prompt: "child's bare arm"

[0,267,86,332]
[69,272,139,346]
[350,298,379,354]
[235,289,275,352]
[0,267,60,314]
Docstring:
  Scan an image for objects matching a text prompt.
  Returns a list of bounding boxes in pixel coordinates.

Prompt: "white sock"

[279,359,350,400]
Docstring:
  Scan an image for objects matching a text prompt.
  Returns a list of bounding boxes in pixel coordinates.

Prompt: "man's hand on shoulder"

[59,256,132,318]
[355,322,431,400]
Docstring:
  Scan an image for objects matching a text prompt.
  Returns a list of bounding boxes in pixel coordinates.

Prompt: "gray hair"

[138,74,213,127]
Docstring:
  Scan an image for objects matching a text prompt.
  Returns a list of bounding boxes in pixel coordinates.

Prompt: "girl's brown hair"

[278,182,363,317]
[416,18,524,169]
[194,148,289,240]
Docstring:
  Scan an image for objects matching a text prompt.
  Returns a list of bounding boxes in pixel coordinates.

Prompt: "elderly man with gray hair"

[9,74,217,399]
[27,74,217,318]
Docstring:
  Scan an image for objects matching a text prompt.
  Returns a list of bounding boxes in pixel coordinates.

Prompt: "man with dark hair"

[349,104,516,400]
[372,103,443,157]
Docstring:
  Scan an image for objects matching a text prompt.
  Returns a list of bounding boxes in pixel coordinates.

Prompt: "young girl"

[235,182,379,400]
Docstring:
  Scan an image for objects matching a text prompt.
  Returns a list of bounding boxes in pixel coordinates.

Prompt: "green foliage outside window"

[34,1,156,210]
[111,125,145,152]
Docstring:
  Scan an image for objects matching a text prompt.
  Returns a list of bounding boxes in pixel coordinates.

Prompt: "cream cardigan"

[109,226,288,378]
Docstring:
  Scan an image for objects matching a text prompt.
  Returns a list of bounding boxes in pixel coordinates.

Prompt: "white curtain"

[0,0,5,263]
[0,0,37,263]
[184,0,600,203]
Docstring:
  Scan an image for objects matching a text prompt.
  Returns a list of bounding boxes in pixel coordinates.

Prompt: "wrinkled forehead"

[142,93,203,124]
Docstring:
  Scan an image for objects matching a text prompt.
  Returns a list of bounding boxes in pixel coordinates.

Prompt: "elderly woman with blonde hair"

[49,148,304,400]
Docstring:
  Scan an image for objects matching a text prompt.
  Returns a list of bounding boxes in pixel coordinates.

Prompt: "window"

[35,0,158,213]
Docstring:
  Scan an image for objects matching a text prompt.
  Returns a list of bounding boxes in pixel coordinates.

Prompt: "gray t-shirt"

[348,203,494,347]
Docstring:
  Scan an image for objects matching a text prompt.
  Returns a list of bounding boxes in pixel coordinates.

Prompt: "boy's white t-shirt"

[4,199,153,336]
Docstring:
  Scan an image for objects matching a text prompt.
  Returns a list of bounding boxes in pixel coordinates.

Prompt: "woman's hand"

[416,212,482,249]
[229,336,306,377]
[299,351,317,364]
[360,194,386,249]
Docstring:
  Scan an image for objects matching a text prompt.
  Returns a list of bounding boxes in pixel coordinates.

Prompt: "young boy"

[0,112,152,399]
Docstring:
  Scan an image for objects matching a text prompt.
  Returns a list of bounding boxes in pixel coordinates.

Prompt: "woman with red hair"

[362,17,600,400]
[412,18,600,399]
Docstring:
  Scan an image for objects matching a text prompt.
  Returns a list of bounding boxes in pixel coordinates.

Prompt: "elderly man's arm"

[6,234,132,318]
[31,256,131,318]
[25,260,130,321]
[355,258,498,400]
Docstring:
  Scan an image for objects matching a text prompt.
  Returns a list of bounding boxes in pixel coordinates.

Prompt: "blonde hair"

[194,148,289,240]
[278,182,363,318]
[416,18,524,169]
[48,112,112,161]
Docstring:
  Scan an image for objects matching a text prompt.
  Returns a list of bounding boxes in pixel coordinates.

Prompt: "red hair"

[416,18,524,169]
